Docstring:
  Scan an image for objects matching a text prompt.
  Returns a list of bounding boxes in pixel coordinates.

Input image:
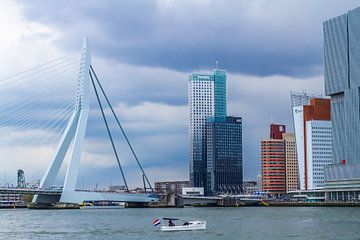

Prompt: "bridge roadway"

[0,188,159,204]
[0,188,61,195]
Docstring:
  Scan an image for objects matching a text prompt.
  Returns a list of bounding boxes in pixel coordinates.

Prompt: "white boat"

[160,220,206,232]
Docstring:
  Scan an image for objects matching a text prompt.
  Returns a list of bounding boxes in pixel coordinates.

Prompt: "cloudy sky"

[0,0,359,189]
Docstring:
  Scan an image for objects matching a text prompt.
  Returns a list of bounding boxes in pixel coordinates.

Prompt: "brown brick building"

[283,133,299,192]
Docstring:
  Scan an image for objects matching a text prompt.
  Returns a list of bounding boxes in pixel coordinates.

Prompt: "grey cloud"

[2,1,356,187]
[18,0,360,77]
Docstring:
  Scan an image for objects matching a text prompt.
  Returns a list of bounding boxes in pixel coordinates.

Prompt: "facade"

[292,98,332,190]
[0,193,24,207]
[305,121,332,189]
[155,181,190,195]
[181,187,204,196]
[290,91,320,108]
[108,185,127,192]
[243,181,257,195]
[324,164,360,201]
[324,7,360,166]
[291,92,320,189]
[270,124,286,140]
[283,133,299,192]
[256,174,262,192]
[188,69,226,188]
[206,116,242,195]
[261,129,286,195]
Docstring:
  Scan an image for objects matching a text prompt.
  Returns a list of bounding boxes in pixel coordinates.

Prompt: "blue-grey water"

[0,207,359,239]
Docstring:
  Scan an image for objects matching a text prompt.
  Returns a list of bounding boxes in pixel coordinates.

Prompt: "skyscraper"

[283,133,299,193]
[292,98,332,190]
[261,139,286,195]
[324,7,360,166]
[262,125,300,195]
[188,69,226,188]
[290,92,321,187]
[206,116,242,195]
[305,120,332,189]
[322,7,360,201]
[261,124,287,195]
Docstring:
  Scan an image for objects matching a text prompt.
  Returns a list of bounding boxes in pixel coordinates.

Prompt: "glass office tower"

[188,69,226,188]
[323,7,360,165]
[323,7,360,200]
[206,116,242,195]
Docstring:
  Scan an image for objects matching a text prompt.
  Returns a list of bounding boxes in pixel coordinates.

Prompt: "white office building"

[293,105,306,190]
[188,75,215,189]
[292,98,332,190]
[306,121,333,189]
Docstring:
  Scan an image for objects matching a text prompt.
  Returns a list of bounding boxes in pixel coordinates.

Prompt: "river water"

[0,207,359,239]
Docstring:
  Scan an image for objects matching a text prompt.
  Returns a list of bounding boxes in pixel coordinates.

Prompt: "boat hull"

[160,221,206,232]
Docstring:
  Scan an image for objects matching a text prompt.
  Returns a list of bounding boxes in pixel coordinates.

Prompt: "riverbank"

[264,201,360,207]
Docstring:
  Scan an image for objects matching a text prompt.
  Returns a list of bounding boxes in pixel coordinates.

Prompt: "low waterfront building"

[181,187,204,196]
[324,164,360,201]
[154,180,189,195]
[243,181,257,195]
[108,185,127,192]
[0,193,24,208]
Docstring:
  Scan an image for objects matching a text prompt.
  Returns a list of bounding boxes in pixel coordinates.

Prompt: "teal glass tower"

[188,69,227,189]
[213,70,227,120]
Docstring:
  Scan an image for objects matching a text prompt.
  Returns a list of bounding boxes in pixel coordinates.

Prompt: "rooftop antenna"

[216,59,219,69]
[270,115,274,124]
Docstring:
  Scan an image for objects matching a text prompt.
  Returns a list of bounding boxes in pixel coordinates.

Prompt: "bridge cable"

[90,65,154,192]
[0,53,78,83]
[89,70,129,192]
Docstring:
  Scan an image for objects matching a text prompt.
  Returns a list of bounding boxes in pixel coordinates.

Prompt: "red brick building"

[261,124,287,195]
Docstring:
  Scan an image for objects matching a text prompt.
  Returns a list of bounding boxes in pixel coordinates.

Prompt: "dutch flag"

[153,218,161,226]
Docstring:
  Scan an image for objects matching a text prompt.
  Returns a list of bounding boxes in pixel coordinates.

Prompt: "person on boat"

[183,221,189,226]
[168,220,175,226]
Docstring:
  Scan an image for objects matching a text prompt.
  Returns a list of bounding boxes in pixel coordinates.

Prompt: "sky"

[0,0,360,189]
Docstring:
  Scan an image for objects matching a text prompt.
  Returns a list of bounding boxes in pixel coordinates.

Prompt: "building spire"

[216,59,219,69]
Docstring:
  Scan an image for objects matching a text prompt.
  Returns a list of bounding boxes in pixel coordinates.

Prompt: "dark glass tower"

[206,116,243,195]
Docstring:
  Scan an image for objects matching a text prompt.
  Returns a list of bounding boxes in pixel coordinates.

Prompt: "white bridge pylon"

[33,38,157,204]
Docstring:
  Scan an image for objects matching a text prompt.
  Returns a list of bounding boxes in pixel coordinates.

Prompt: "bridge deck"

[0,188,158,204]
[0,188,61,195]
